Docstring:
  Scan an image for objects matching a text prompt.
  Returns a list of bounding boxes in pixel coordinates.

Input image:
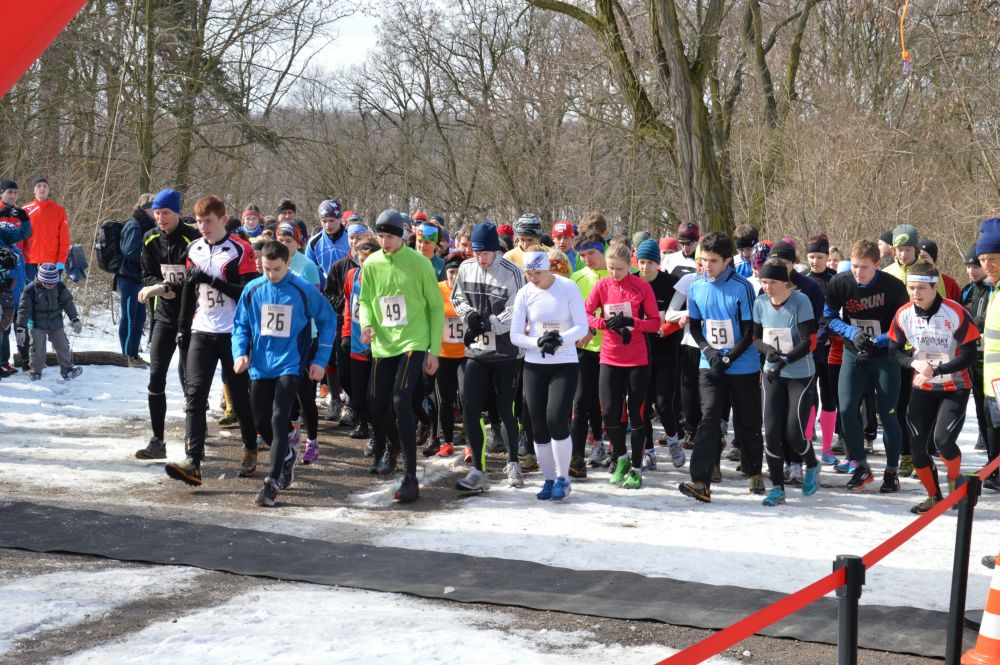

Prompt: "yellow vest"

[984,289,1000,395]
[884,261,946,297]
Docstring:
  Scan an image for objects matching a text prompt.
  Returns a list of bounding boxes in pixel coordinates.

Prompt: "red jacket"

[23,199,70,265]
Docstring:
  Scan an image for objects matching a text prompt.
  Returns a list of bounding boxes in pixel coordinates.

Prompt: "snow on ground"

[50,579,737,664]
[0,566,198,655]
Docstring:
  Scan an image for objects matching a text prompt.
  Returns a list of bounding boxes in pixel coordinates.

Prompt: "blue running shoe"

[551,477,571,500]
[803,465,820,496]
[834,459,856,474]
[821,451,839,465]
[537,480,554,500]
[762,486,785,506]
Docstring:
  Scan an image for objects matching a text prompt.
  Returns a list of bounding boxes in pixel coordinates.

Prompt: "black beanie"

[879,230,894,245]
[919,240,939,264]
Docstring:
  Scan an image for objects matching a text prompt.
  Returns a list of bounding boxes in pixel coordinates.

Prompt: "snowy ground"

[0,304,995,660]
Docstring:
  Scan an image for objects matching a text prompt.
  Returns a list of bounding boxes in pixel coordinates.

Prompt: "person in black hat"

[961,243,994,465]
[917,240,961,301]
[878,230,895,268]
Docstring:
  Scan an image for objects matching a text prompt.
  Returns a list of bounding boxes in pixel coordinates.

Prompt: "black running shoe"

[568,454,587,479]
[879,468,900,494]
[61,366,83,380]
[165,458,202,486]
[135,437,166,460]
[422,438,441,457]
[277,448,297,490]
[256,478,278,507]
[377,448,398,477]
[350,422,370,440]
[846,464,874,490]
[394,473,420,503]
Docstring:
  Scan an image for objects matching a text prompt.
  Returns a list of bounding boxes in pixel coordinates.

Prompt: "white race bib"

[261,304,292,338]
[161,264,185,286]
[197,284,227,312]
[851,318,882,337]
[540,321,564,335]
[445,317,464,343]
[916,350,950,384]
[471,331,497,352]
[705,319,736,349]
[380,295,408,327]
[605,302,633,320]
[763,327,794,354]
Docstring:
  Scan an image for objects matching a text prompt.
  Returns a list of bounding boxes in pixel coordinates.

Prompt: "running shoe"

[437,442,455,457]
[505,461,524,488]
[749,474,766,495]
[363,438,375,457]
[910,495,941,514]
[864,437,876,455]
[394,473,420,503]
[319,384,329,399]
[256,478,278,507]
[520,454,539,472]
[879,468,900,494]
[325,397,342,422]
[821,451,839,466]
[622,469,642,490]
[165,458,202,486]
[551,477,572,500]
[642,449,657,471]
[376,448,398,477]
[422,438,441,457]
[302,439,319,464]
[0,363,17,377]
[218,409,238,428]
[976,435,987,451]
[984,555,997,570]
[681,433,695,450]
[456,468,490,491]
[463,446,473,463]
[135,437,166,460]
[238,449,257,477]
[898,455,914,478]
[127,355,149,369]
[588,442,609,467]
[711,465,722,484]
[339,406,356,428]
[832,437,846,455]
[846,464,874,490]
[834,459,856,474]
[983,476,1000,492]
[609,458,631,485]
[537,479,554,500]
[725,446,741,462]
[61,366,83,380]
[288,425,301,452]
[762,486,785,507]
[787,462,803,486]
[802,465,820,497]
[679,480,712,503]
[517,430,529,457]
[568,454,587,479]
[350,422,369,440]
[487,434,506,454]
[277,448,298,490]
[668,440,686,468]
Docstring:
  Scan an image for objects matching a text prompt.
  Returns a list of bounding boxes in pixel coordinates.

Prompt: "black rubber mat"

[0,501,972,657]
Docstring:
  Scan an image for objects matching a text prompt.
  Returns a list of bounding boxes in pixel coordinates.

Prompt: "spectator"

[118,192,157,367]
[23,177,70,281]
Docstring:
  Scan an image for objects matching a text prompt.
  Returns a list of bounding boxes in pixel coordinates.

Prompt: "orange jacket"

[439,281,466,359]
[23,199,70,265]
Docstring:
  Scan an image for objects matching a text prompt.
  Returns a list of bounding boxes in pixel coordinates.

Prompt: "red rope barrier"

[658,454,1000,663]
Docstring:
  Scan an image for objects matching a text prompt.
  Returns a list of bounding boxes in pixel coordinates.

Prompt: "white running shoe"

[588,442,608,467]
[505,461,524,488]
[456,468,490,491]
[668,440,686,468]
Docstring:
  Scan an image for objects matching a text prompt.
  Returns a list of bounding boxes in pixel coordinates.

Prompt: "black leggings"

[763,375,818,488]
[523,362,578,444]
[147,321,186,441]
[370,352,425,475]
[184,331,255,462]
[816,358,837,413]
[898,367,913,456]
[679,345,702,437]
[515,360,534,454]
[436,357,464,442]
[413,371,438,440]
[251,375,299,480]
[645,342,680,448]
[462,358,518,471]
[906,389,967,470]
[571,348,603,456]
[598,363,649,468]
[295,376,319,440]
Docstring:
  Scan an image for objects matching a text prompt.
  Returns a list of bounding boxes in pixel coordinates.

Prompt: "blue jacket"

[0,222,30,309]
[305,227,350,283]
[118,208,156,283]
[232,271,336,380]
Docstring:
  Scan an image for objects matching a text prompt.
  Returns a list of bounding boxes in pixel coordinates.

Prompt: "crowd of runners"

[2,178,999,513]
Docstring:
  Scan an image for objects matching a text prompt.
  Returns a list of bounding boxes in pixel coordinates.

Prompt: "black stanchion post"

[834,554,864,665]
[946,472,982,665]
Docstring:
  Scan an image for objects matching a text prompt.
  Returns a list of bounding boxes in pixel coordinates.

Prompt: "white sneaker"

[668,440,686,468]
[456,468,490,491]
[588,442,608,467]
[505,461,524,488]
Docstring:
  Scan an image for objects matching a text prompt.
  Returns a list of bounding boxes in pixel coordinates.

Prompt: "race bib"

[380,295,408,327]
[540,321,564,335]
[916,351,950,384]
[261,304,292,338]
[763,327,794,354]
[471,331,497,352]
[851,318,882,337]
[197,284,227,311]
[445,317,464,343]
[705,319,736,349]
[161,264,185,286]
[605,302,633,320]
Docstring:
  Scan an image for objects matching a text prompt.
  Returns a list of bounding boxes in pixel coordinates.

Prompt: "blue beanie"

[471,222,500,252]
[636,239,660,262]
[976,218,1000,257]
[152,189,181,213]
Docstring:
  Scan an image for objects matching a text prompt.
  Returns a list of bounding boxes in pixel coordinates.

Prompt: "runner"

[660,221,699,273]
[823,239,908,491]
[887,261,979,513]
[238,205,264,239]
[358,209,444,503]
[165,195,259,486]
[509,248,588,499]
[134,189,200,459]
[753,259,820,506]
[585,241,661,489]
[805,233,840,464]
[664,248,702,451]
[452,222,525,491]
[961,244,994,479]
[732,224,759,278]
[678,232,764,503]
[551,220,577,270]
[427,257,467,458]
[571,231,609,470]
[231,240,335,506]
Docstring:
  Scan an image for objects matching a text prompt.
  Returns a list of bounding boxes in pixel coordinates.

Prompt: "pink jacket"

[585,274,660,366]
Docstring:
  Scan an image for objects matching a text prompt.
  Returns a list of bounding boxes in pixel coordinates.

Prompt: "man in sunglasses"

[660,222,700,274]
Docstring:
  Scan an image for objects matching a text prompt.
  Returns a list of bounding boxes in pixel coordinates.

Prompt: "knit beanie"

[965,243,981,266]
[919,240,938,263]
[276,200,296,214]
[37,263,60,284]
[636,239,660,262]
[892,224,919,249]
[152,189,181,213]
[879,230,894,245]
[318,200,341,219]
[31,176,48,188]
[632,231,651,248]
[751,241,773,269]
[976,218,1000,256]
[471,222,500,252]
[374,209,405,238]
[0,179,17,193]
[770,239,797,263]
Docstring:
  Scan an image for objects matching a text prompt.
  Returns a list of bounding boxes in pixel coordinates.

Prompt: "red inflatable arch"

[0,0,89,97]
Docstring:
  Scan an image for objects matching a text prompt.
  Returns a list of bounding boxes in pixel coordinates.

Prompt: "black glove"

[703,347,721,364]
[853,332,875,354]
[176,329,191,352]
[619,327,632,345]
[467,311,490,334]
[186,267,213,285]
[538,330,563,357]
[765,357,787,382]
[765,348,783,364]
[70,318,82,334]
[340,335,352,352]
[604,313,626,332]
[707,349,731,377]
[0,206,28,222]
[463,326,483,348]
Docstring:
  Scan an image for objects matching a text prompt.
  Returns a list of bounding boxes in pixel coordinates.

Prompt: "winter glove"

[703,346,721,365]
[707,350,731,377]
[765,348,783,364]
[604,313,626,332]
[537,330,563,357]
[852,331,875,354]
[619,327,632,345]
[466,311,490,333]
[15,327,26,347]
[70,319,82,334]
[185,267,213,285]
[0,206,29,222]
[765,357,787,382]
[341,335,352,352]
[176,329,191,352]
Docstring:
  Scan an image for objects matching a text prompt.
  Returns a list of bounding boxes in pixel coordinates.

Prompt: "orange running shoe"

[437,442,455,457]
[463,446,473,463]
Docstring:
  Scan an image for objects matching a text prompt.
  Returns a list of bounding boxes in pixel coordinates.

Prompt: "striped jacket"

[450,255,525,362]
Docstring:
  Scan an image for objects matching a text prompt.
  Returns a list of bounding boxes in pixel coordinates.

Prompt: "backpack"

[94,219,124,273]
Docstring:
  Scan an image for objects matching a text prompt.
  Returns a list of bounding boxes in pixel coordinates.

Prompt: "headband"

[758,263,789,282]
[578,240,605,254]
[523,251,550,271]
[907,274,938,284]
[806,241,829,254]
[347,223,369,236]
